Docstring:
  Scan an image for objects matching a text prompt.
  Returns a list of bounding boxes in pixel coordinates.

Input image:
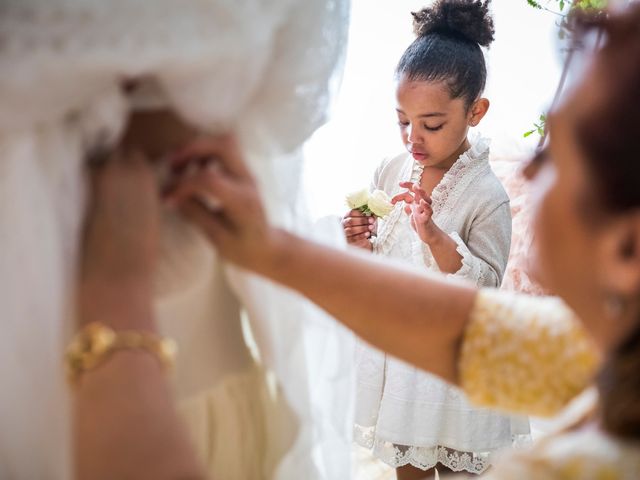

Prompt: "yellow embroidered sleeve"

[459,289,601,417]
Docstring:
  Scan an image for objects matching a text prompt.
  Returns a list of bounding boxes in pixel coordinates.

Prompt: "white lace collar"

[416,135,491,215]
[374,135,490,254]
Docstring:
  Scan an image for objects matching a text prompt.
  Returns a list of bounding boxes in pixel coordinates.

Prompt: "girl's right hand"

[341,210,375,251]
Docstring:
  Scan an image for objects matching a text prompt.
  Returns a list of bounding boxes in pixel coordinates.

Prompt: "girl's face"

[526,65,640,353]
[395,75,487,169]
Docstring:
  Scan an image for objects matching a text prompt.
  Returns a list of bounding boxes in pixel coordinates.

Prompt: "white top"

[355,139,528,474]
[373,137,512,287]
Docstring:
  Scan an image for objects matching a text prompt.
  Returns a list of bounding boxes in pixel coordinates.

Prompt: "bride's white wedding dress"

[0,1,354,479]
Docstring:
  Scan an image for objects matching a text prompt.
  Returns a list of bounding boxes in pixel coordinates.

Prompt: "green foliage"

[522,0,608,138]
[575,0,607,10]
[524,114,546,139]
[524,0,608,15]
[358,205,374,216]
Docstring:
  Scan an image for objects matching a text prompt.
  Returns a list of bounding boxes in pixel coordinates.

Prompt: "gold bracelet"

[65,322,177,386]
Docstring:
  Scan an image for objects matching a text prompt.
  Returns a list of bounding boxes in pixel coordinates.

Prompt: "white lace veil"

[0,1,354,478]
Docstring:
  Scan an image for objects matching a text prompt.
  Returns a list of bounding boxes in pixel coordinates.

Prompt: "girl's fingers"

[409,214,417,232]
[347,233,372,248]
[391,191,414,205]
[347,231,371,243]
[345,225,372,236]
[398,181,414,189]
[419,199,431,211]
[411,185,432,204]
[342,216,373,227]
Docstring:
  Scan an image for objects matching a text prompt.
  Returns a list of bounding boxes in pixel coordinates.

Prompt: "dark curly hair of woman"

[396,0,495,109]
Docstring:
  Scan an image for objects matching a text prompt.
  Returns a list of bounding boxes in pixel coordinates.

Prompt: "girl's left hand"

[392,182,441,245]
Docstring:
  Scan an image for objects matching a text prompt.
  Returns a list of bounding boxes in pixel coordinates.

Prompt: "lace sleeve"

[447,201,512,288]
[459,289,601,417]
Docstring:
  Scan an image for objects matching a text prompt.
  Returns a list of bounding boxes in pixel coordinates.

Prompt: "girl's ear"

[468,98,490,127]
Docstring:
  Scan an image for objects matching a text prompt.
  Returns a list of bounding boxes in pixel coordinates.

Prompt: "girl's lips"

[411,152,428,161]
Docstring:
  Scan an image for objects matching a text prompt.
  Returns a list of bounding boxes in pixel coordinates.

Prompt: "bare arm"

[257,229,476,383]
[168,137,478,384]
[419,227,464,273]
[74,152,205,480]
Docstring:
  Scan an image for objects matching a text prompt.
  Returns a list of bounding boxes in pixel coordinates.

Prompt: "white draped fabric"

[0,1,354,478]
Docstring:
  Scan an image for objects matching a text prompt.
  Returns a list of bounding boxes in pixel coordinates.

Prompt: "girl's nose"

[407,124,422,144]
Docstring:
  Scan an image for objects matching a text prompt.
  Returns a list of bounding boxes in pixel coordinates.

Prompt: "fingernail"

[369,225,374,231]
[365,232,370,238]
[369,218,374,224]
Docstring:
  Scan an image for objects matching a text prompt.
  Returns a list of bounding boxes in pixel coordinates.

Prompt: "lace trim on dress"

[446,231,484,284]
[373,160,424,256]
[430,136,491,216]
[354,424,531,475]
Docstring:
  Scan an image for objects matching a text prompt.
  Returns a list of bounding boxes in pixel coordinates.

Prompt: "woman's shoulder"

[460,290,601,417]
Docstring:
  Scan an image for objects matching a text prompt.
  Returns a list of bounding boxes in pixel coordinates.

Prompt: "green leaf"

[524,130,536,138]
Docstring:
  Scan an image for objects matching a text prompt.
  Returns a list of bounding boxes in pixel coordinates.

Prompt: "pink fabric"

[493,161,547,296]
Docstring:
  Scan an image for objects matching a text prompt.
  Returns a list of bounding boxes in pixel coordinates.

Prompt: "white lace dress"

[355,138,531,474]
[0,1,354,479]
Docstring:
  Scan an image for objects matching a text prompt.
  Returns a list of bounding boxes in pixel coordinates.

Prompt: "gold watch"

[65,322,177,385]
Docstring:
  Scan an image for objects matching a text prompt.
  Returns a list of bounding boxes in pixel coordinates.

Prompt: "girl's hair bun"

[412,0,495,47]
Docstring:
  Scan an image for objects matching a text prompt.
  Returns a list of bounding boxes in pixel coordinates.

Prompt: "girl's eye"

[397,120,410,127]
[424,124,444,132]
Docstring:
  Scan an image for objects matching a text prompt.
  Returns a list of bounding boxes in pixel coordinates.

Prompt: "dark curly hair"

[396,0,495,109]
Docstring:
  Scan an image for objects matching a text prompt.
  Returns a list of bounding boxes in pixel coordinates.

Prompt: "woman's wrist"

[79,280,156,331]
[253,227,292,276]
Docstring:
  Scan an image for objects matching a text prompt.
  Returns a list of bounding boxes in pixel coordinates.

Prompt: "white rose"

[345,188,370,209]
[368,189,394,218]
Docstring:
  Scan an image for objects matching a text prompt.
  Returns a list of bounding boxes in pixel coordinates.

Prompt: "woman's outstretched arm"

[261,229,476,383]
[168,137,477,384]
